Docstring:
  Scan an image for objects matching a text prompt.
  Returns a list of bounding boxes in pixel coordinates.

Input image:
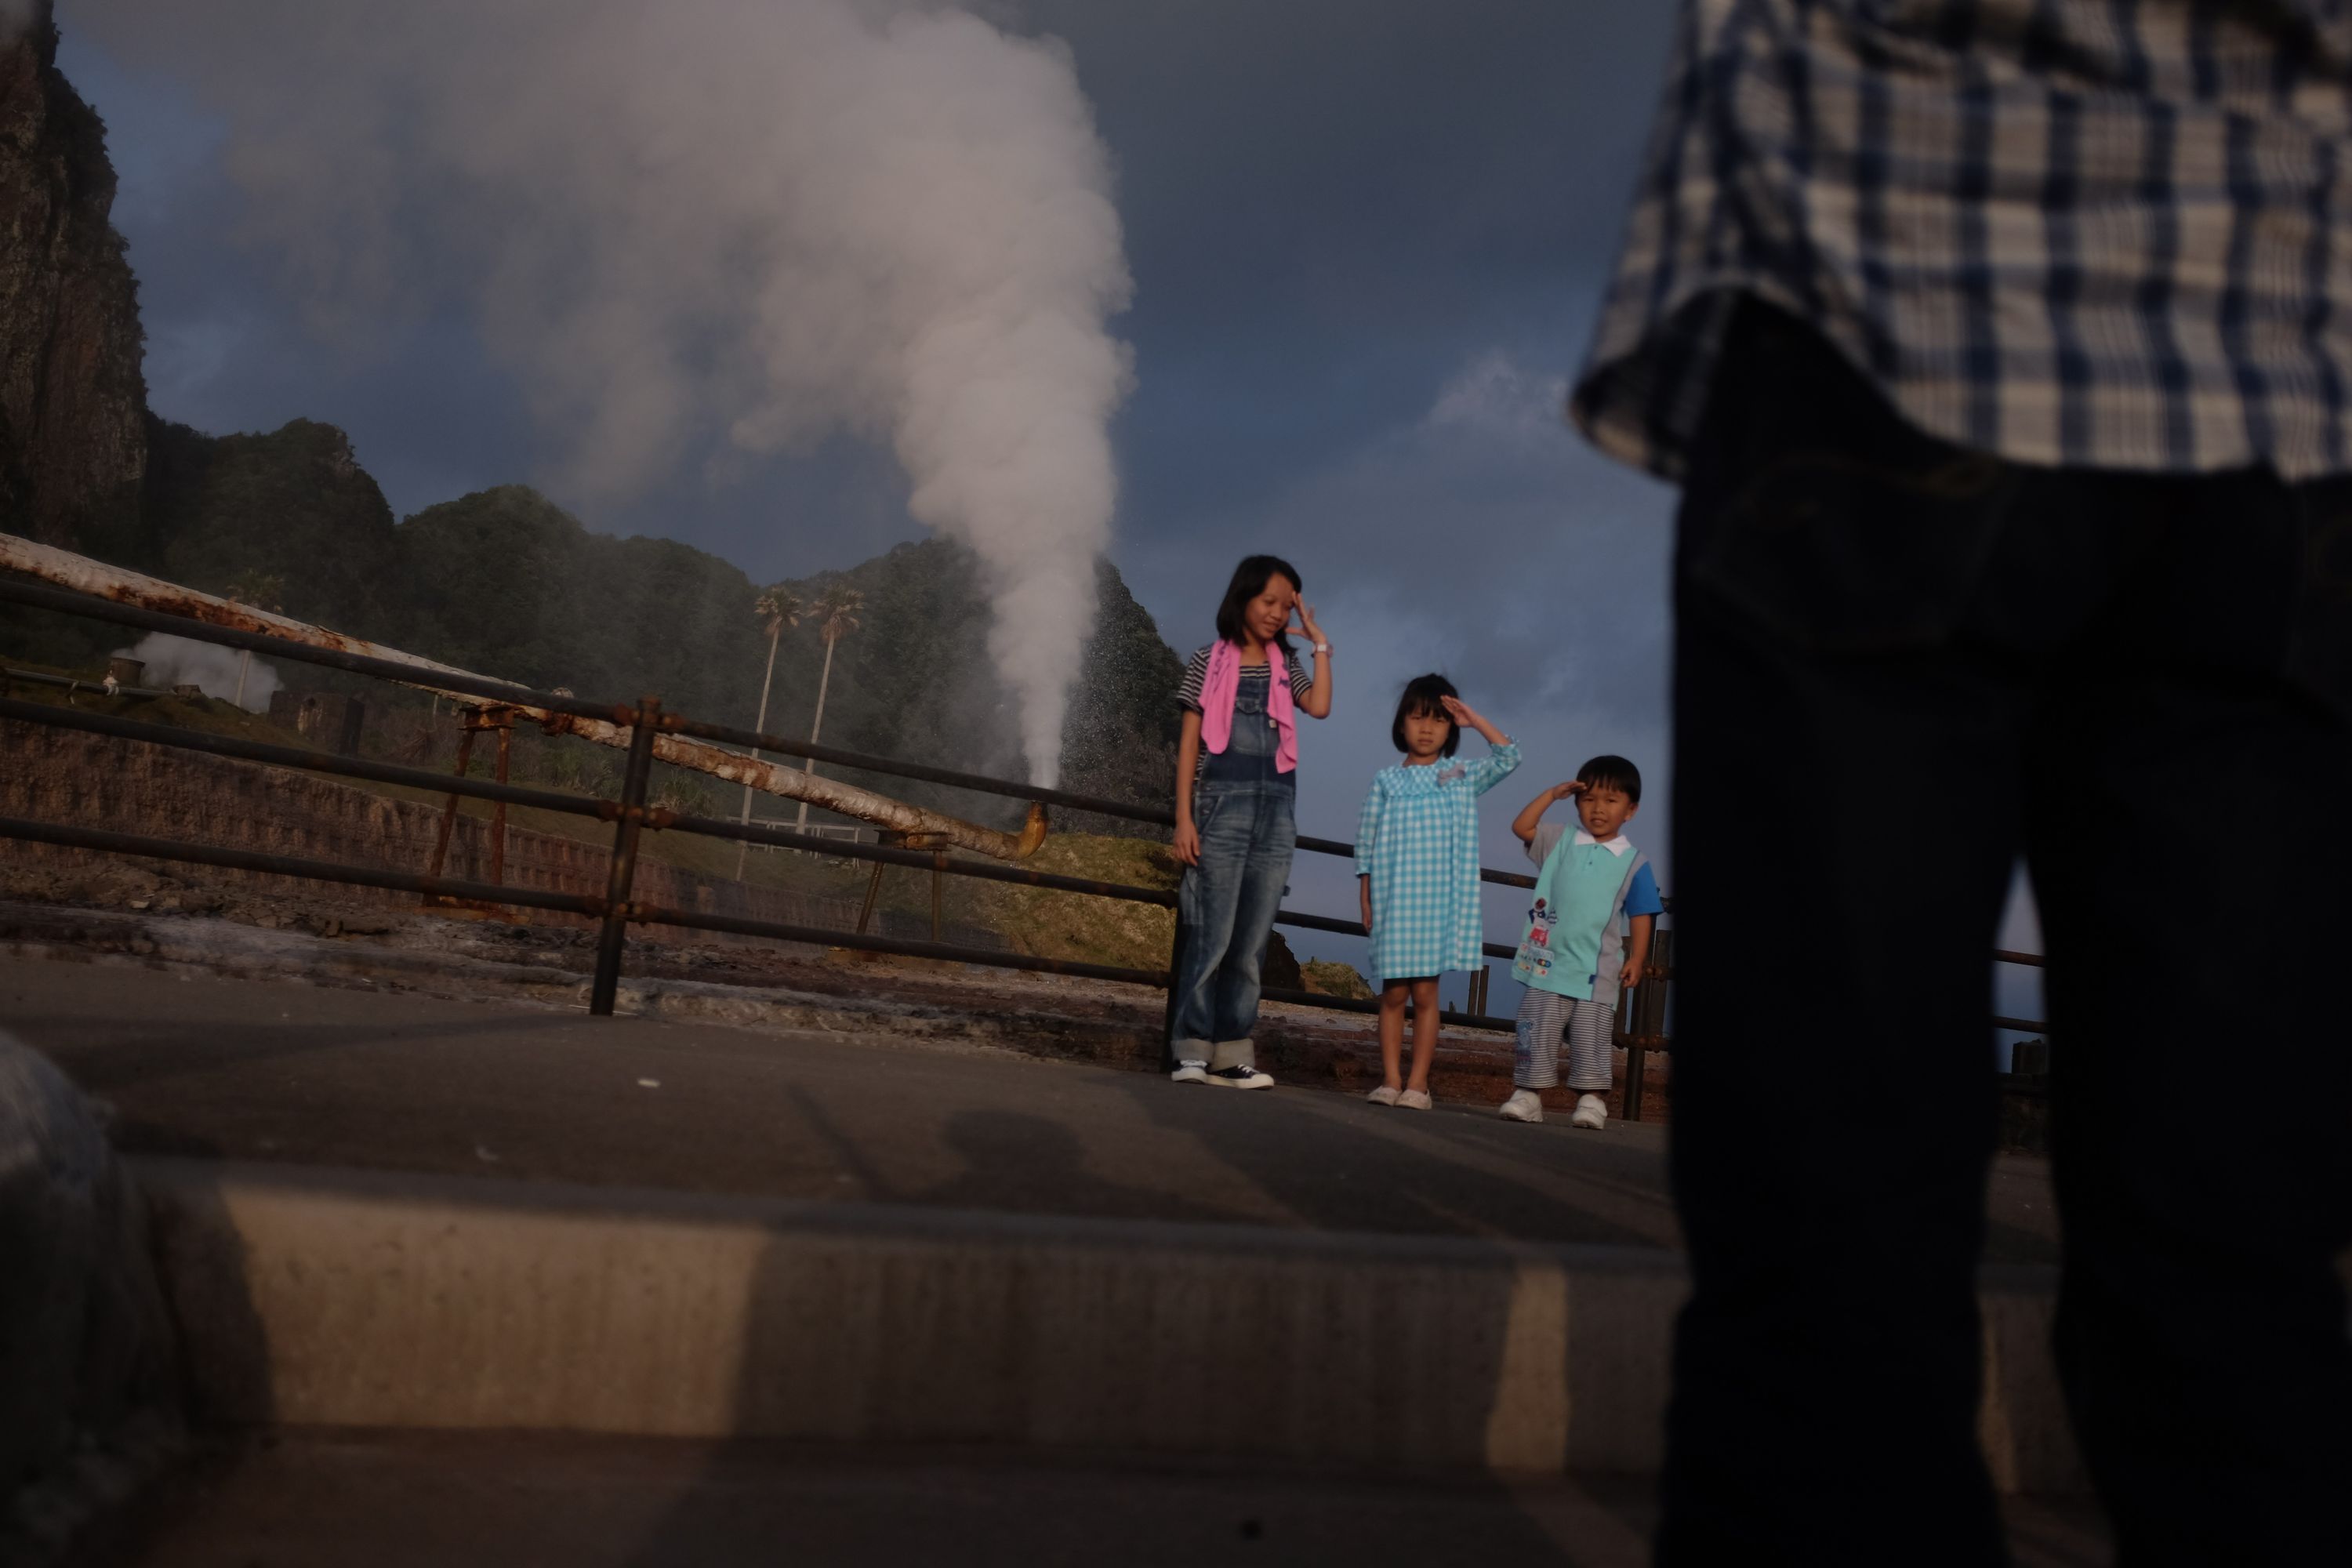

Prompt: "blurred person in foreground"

[1573,5,2352,1564]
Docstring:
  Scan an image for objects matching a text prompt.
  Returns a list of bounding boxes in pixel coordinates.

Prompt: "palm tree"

[220,571,285,710]
[733,586,801,879]
[794,585,864,835]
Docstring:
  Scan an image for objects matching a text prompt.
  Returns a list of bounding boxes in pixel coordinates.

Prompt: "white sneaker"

[1171,1060,1209,1085]
[1398,1088,1433,1111]
[1207,1064,1274,1091]
[1366,1084,1402,1106]
[1570,1093,1607,1130]
[1498,1089,1544,1123]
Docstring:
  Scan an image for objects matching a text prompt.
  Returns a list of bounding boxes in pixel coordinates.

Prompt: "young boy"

[1499,756,1662,1128]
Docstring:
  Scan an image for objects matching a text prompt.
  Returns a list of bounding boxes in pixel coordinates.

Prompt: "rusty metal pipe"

[427,722,477,880]
[490,716,512,887]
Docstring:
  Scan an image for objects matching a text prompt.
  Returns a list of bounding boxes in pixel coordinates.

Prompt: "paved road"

[117,1432,2111,1568]
[1,956,2063,1258]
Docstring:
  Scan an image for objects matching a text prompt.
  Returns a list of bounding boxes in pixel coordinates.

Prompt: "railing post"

[931,848,946,942]
[1621,927,1671,1123]
[590,696,660,1017]
[855,832,897,935]
[426,716,478,880]
[488,708,514,887]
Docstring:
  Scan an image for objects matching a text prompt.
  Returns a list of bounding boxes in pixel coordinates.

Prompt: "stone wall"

[0,717,1005,949]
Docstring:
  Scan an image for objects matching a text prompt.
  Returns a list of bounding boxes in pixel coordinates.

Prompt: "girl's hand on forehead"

[1439,695,1474,724]
[1287,601,1327,644]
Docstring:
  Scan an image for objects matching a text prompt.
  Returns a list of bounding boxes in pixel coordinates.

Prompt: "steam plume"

[117,633,281,713]
[79,0,1133,784]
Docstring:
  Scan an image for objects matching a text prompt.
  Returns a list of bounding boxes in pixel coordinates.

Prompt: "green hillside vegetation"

[952,834,1178,971]
[1300,957,1374,1000]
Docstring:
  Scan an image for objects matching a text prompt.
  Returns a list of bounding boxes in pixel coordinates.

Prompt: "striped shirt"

[1176,642,1316,782]
[1174,643,1317,713]
[1573,1,2352,482]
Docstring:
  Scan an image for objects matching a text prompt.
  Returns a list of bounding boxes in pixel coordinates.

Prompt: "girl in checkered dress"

[1354,676,1519,1109]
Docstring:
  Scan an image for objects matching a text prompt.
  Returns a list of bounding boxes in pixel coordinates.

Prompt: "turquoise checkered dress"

[1355,741,1519,982]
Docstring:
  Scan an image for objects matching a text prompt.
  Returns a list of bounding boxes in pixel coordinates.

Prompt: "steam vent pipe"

[0,534,1045,862]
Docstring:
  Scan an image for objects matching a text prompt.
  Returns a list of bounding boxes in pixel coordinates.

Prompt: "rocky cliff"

[0,1,146,550]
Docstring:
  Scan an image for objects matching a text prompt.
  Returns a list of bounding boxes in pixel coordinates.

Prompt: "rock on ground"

[0,1028,181,1564]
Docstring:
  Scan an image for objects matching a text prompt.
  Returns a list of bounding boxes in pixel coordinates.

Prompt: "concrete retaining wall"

[135,1159,2083,1491]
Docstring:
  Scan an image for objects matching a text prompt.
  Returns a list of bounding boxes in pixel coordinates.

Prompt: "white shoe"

[1398,1088,1433,1111]
[1570,1093,1607,1130]
[1207,1065,1274,1091]
[1498,1089,1544,1123]
[1366,1084,1401,1106]
[1171,1060,1208,1085]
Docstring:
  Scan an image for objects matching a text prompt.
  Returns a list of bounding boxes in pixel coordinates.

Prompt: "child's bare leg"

[1377,981,1409,1090]
[1406,977,1441,1092]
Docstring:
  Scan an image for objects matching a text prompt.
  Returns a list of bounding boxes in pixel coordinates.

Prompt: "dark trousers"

[1658,303,2352,1566]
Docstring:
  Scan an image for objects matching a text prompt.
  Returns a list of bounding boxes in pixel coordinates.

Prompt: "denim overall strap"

[1201,674,1281,783]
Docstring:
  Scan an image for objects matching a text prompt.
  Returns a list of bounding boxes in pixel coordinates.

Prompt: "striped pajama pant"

[1515,989,1616,1092]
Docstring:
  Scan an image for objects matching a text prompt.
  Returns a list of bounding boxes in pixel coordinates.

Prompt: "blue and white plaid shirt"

[1573,1,2352,481]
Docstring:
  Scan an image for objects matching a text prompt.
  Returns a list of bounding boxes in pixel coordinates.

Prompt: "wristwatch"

[1313,641,1330,655]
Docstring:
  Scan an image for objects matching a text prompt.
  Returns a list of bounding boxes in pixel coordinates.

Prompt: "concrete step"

[118,1431,2115,1568]
[137,1158,2083,1494]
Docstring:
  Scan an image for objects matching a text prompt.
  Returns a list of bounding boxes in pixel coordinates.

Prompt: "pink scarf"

[1200,639,1299,774]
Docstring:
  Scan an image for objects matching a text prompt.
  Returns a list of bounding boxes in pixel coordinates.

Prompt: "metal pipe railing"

[39,566,2107,1100]
[2,567,2073,1103]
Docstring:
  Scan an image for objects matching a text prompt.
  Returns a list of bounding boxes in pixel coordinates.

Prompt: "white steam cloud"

[117,633,281,713]
[80,0,1134,785]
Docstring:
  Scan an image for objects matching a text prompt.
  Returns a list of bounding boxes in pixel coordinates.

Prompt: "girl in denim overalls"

[1168,556,1334,1087]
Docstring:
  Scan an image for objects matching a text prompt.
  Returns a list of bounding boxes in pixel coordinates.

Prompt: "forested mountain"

[390,485,1184,822]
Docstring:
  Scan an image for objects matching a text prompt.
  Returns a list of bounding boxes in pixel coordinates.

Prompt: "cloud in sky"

[1426,351,1573,445]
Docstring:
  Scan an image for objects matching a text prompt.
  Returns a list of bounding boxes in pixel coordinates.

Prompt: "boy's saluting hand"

[1513,779,1585,844]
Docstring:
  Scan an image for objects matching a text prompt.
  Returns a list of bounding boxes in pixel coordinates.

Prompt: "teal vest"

[1510,833,1650,1003]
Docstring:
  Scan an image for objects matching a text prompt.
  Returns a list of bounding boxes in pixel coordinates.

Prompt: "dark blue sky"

[50,1,2051,1010]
